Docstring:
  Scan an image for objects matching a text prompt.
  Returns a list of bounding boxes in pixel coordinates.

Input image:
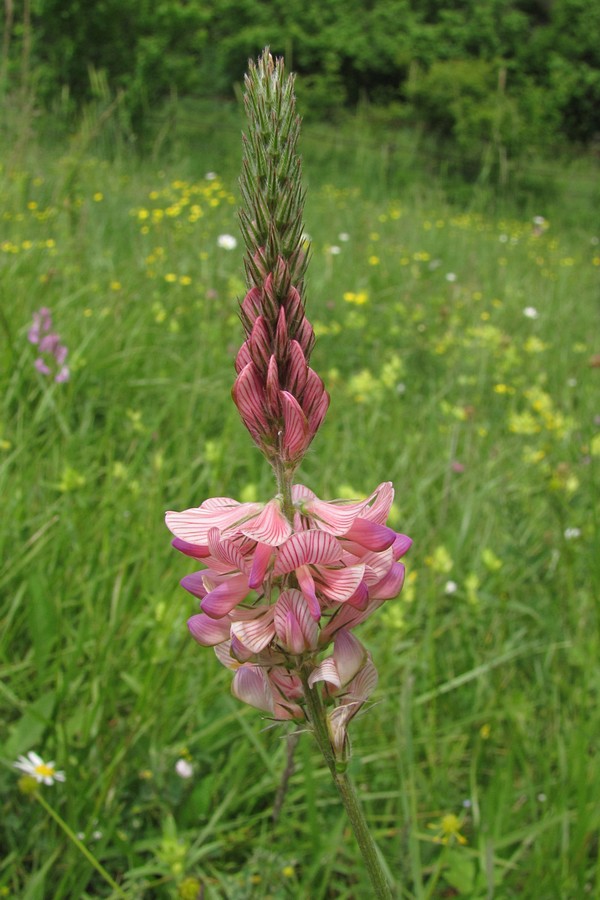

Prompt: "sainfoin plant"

[165,50,411,897]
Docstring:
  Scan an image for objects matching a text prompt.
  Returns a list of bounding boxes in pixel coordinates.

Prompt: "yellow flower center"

[35,764,55,778]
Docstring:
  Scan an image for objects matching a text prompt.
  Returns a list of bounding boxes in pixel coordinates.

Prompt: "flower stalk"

[165,48,410,897]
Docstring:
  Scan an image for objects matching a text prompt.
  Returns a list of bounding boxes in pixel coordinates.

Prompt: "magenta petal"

[274,530,341,574]
[286,340,308,395]
[346,580,369,609]
[370,562,405,600]
[360,482,395,524]
[187,613,231,646]
[232,665,274,713]
[392,534,413,559]
[180,571,207,599]
[344,518,396,551]
[171,533,209,558]
[200,574,249,618]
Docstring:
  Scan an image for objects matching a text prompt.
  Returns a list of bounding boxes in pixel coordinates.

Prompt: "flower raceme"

[166,481,411,747]
[166,51,412,764]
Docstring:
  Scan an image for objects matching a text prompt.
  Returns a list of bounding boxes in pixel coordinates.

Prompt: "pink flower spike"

[34,358,51,376]
[54,366,70,383]
[274,589,318,653]
[232,665,274,713]
[188,613,232,646]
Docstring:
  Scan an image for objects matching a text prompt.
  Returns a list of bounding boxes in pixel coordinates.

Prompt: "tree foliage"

[1,0,599,145]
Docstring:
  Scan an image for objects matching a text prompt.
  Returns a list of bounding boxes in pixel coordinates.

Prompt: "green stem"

[301,672,395,899]
[34,791,128,898]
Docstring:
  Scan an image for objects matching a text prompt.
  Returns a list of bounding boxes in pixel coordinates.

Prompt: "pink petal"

[214,640,240,669]
[274,530,341,575]
[165,499,262,544]
[346,657,379,701]
[369,562,406,600]
[308,657,341,689]
[392,533,413,559]
[206,528,247,573]
[286,340,308,395]
[235,341,252,374]
[248,316,272,373]
[180,571,207,599]
[296,565,321,620]
[319,597,385,642]
[187,613,231,646]
[270,666,304,702]
[248,541,273,589]
[232,665,274,713]
[274,589,318,652]
[240,498,292,545]
[346,580,369,609]
[200,574,249,618]
[343,518,396,551]
[361,482,394,521]
[230,607,276,653]
[333,630,367,686]
[303,496,367,535]
[316,564,366,603]
[171,537,210,559]
[232,362,269,434]
[280,390,309,459]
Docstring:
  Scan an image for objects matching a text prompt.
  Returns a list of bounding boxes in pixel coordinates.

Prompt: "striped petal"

[308,657,341,689]
[230,607,275,653]
[232,362,269,435]
[316,564,365,603]
[240,498,292,545]
[232,665,274,713]
[165,499,262,544]
[333,630,367,686]
[280,390,309,459]
[274,589,318,652]
[296,564,321,620]
[274,530,341,575]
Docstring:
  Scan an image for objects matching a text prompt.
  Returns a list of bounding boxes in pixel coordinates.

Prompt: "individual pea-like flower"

[14,751,65,785]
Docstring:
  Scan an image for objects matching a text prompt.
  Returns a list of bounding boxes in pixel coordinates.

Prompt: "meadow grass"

[1,107,599,899]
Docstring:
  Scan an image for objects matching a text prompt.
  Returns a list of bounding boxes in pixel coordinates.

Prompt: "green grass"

[1,105,599,899]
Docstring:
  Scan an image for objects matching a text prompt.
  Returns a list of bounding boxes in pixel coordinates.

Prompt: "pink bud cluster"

[28,307,70,383]
[232,255,329,468]
[166,482,411,754]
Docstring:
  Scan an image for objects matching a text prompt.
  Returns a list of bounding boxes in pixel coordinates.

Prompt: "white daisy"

[217,234,237,250]
[14,751,65,785]
[175,758,194,779]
